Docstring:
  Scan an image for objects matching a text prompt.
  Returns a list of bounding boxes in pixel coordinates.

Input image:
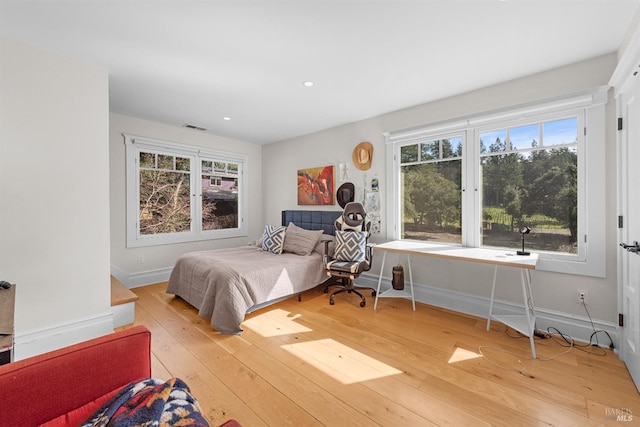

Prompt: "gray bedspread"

[166,245,327,334]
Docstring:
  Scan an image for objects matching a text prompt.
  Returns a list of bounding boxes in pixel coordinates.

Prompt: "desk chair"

[323,202,376,307]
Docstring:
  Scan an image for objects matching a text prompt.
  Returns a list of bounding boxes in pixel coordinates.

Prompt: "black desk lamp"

[517,226,531,256]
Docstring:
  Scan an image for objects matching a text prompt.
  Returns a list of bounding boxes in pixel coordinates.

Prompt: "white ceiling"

[1,1,639,145]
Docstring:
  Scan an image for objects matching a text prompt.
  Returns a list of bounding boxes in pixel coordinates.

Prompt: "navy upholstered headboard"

[281,210,342,236]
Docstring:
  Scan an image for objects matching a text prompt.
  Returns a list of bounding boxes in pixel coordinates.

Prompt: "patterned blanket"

[81,377,210,427]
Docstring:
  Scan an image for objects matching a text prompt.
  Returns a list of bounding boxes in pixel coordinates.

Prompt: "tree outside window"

[138,152,192,235]
[480,117,578,254]
[397,117,578,255]
[400,137,462,244]
[125,134,247,247]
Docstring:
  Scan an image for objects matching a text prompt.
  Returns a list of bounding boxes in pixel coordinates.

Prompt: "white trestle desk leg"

[522,268,537,359]
[374,251,387,310]
[486,265,498,331]
[407,254,415,311]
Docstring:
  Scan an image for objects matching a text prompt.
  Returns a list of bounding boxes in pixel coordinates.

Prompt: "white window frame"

[385,88,608,277]
[124,134,248,248]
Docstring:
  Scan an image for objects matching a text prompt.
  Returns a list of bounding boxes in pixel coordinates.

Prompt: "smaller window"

[399,136,464,245]
[138,150,192,236]
[125,134,248,247]
[201,158,240,232]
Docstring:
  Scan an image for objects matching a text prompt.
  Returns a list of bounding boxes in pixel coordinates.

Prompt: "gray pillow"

[283,222,323,256]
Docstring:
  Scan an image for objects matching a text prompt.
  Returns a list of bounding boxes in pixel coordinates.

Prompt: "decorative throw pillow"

[261,224,286,254]
[334,230,367,262]
[283,222,324,256]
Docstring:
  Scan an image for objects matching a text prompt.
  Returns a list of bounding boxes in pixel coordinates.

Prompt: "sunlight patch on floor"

[282,338,402,384]
[243,308,312,337]
[448,347,482,364]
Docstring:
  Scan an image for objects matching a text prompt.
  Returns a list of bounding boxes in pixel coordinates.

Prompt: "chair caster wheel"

[360,300,366,307]
[330,299,335,305]
[371,290,377,296]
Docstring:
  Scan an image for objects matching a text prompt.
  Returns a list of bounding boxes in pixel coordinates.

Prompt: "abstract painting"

[297,165,335,205]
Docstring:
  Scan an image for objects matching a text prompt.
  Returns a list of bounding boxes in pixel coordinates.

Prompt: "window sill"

[535,256,605,278]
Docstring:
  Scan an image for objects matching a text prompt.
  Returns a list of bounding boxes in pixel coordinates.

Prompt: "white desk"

[373,240,539,358]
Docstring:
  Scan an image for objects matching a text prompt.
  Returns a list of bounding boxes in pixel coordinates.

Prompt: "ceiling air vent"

[182,123,208,131]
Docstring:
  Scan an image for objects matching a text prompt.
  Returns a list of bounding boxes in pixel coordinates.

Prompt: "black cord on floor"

[581,300,614,350]
[497,295,614,358]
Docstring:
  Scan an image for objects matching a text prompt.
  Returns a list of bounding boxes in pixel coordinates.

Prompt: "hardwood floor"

[131,282,639,426]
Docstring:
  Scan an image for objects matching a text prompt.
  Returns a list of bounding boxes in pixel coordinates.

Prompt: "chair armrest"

[321,239,332,253]
[321,239,333,267]
[364,243,375,268]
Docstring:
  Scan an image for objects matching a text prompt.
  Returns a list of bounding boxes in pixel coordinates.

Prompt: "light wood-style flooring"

[131,282,639,426]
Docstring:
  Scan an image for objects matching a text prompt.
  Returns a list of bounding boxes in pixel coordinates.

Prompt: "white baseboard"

[107,265,618,348]
[356,273,618,348]
[13,312,114,361]
[112,302,135,328]
[110,265,172,289]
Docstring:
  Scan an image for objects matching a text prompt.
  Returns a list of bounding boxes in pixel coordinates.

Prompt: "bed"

[166,210,341,334]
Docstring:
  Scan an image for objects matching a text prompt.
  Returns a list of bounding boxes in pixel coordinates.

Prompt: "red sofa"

[0,326,241,426]
[0,326,153,426]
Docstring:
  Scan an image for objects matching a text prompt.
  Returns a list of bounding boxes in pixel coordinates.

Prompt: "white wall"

[618,7,640,61]
[0,38,112,358]
[109,113,263,287]
[0,36,623,353]
[263,54,620,339]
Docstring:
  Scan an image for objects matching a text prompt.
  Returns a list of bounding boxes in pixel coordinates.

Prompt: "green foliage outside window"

[400,117,578,254]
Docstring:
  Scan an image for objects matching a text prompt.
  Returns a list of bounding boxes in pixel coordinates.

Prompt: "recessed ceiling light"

[223,116,231,121]
[303,81,314,87]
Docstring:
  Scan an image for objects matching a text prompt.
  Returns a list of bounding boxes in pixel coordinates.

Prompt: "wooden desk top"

[374,240,538,269]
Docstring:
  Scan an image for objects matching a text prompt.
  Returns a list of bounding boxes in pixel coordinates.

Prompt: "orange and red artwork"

[297,165,335,205]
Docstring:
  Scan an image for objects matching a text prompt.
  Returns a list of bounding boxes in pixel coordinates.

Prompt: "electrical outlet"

[137,255,144,264]
[577,289,588,305]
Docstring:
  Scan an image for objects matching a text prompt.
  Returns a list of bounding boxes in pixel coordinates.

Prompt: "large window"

[386,89,607,276]
[479,117,579,254]
[125,134,247,247]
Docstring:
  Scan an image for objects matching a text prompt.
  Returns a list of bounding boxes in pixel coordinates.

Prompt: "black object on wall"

[336,182,355,208]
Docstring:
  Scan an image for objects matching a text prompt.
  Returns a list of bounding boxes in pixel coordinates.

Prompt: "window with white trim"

[125,134,248,247]
[386,89,608,276]
[400,135,464,244]
[478,115,580,255]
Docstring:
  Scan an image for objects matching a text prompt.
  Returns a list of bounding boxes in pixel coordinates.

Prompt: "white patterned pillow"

[261,224,286,254]
[334,230,367,262]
